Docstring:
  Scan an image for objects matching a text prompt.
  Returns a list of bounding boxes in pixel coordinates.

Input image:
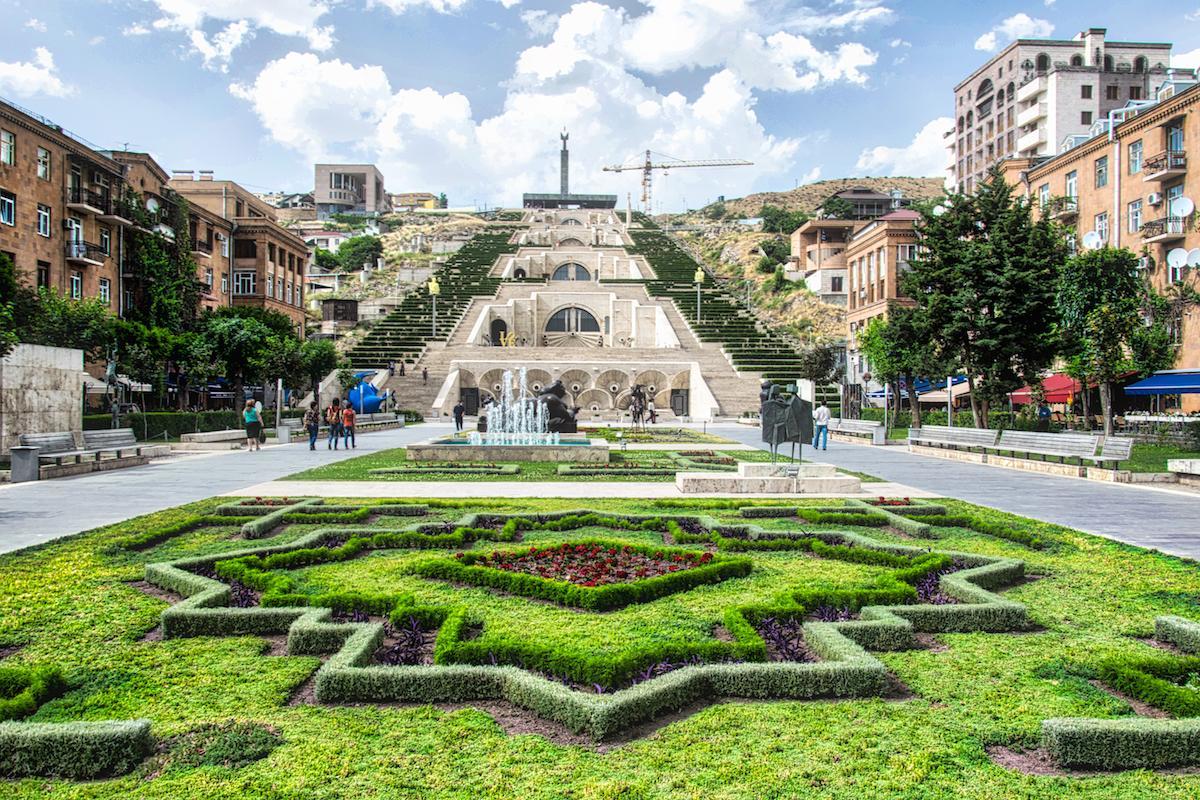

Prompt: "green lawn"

[580,426,735,444]
[3,497,1200,796]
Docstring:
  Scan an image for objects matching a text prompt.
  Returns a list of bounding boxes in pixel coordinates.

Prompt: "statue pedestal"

[675,462,861,494]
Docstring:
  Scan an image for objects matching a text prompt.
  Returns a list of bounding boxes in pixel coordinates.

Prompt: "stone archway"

[489,318,508,346]
[551,262,590,281]
[544,306,602,347]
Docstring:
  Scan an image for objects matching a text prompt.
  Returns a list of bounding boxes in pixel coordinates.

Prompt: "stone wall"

[0,344,83,455]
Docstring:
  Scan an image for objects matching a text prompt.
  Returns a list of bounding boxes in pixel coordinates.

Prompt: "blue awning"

[1124,371,1200,396]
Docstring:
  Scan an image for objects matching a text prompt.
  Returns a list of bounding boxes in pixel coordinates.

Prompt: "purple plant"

[334,608,369,623]
[674,518,707,536]
[376,616,427,665]
[914,565,964,605]
[756,617,810,662]
[811,604,855,622]
[228,580,258,608]
[322,535,349,549]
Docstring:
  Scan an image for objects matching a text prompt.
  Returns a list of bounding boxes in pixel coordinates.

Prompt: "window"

[545,307,600,333]
[36,204,51,237]
[123,289,134,313]
[205,267,214,289]
[98,278,110,305]
[1130,86,1142,101]
[220,236,229,257]
[1038,183,1050,209]
[70,272,81,300]
[551,262,590,281]
[1106,85,1119,100]
[234,239,256,259]
[1095,156,1109,188]
[1128,199,1143,233]
[36,148,50,180]
[1081,111,1093,125]
[286,282,293,304]
[1065,170,1078,199]
[1168,123,1185,152]
[221,274,228,294]
[268,243,276,264]
[1129,141,1143,174]
[1072,55,1085,68]
[234,271,256,295]
[830,276,844,293]
[0,190,13,226]
[1081,85,1093,99]
[1095,212,1109,242]
[98,226,110,255]
[0,130,12,165]
[36,261,49,288]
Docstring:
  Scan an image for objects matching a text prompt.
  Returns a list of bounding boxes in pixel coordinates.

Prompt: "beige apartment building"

[169,173,309,327]
[1000,70,1200,411]
[314,164,388,219]
[844,210,921,386]
[790,218,856,306]
[0,99,129,308]
[954,28,1171,194]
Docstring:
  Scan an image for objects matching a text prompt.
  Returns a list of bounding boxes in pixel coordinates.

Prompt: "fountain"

[407,367,609,463]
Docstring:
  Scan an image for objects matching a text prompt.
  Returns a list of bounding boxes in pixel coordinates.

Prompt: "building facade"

[1000,71,1200,411]
[789,219,856,305]
[390,192,440,210]
[0,99,129,309]
[844,210,921,387]
[954,28,1171,194]
[314,164,388,219]
[169,173,309,327]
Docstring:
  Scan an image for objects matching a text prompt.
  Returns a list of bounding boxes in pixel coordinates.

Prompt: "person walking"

[399,362,406,377]
[243,399,263,452]
[422,366,428,385]
[341,401,357,449]
[647,400,657,425]
[453,401,465,432]
[326,398,342,450]
[303,401,321,451]
[388,360,396,378]
[812,400,831,451]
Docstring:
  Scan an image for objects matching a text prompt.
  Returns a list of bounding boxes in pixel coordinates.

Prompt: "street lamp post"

[428,277,440,340]
[693,268,705,324]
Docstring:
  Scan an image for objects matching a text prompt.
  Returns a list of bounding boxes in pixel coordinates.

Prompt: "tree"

[301,338,343,402]
[901,169,1068,427]
[760,205,809,234]
[123,190,200,329]
[703,202,727,221]
[0,303,15,359]
[795,343,840,385]
[252,335,307,403]
[313,248,340,272]
[202,315,273,402]
[206,306,297,340]
[859,306,948,429]
[756,256,777,274]
[1057,247,1146,436]
[759,237,790,263]
[437,193,448,209]
[771,265,789,293]
[336,235,384,272]
[24,289,115,360]
[818,196,855,220]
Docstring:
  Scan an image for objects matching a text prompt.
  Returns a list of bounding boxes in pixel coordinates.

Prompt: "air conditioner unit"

[1148,192,1164,206]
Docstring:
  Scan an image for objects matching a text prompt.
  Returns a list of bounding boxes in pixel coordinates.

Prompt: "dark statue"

[628,383,648,431]
[760,380,813,460]
[475,379,579,433]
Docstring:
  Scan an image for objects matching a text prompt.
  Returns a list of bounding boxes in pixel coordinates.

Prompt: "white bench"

[994,430,1100,464]
[908,424,999,450]
[829,418,886,445]
[18,432,98,466]
[82,428,153,458]
[1095,436,1134,468]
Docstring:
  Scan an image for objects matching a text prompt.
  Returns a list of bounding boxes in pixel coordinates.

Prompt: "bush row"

[556,466,675,476]
[1042,717,1200,770]
[108,514,254,552]
[1096,653,1200,718]
[0,720,153,779]
[0,666,65,722]
[739,506,797,518]
[846,500,932,537]
[1157,616,1200,654]
[241,498,324,539]
[370,465,519,475]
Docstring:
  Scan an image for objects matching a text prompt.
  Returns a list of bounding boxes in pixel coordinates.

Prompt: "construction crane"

[602,150,753,212]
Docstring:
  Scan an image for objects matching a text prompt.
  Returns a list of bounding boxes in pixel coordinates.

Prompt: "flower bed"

[369,464,519,476]
[868,497,911,507]
[464,542,716,587]
[241,497,294,507]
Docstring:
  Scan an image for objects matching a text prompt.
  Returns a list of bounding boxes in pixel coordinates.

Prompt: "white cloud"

[781,0,895,33]
[0,48,74,98]
[88,35,106,46]
[1045,0,1056,5]
[974,13,1053,52]
[1173,47,1200,69]
[799,166,822,184]
[856,116,953,178]
[369,0,520,11]
[890,38,910,48]
[25,18,47,32]
[189,20,253,71]
[1188,8,1200,22]
[521,9,558,37]
[123,23,152,35]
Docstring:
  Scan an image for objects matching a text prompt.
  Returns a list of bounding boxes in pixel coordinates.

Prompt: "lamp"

[693,268,705,324]
[428,277,440,339]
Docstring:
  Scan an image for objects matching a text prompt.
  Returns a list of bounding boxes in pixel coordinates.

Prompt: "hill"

[689,176,948,221]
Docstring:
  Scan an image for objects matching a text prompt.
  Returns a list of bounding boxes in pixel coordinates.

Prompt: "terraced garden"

[4,494,1200,796]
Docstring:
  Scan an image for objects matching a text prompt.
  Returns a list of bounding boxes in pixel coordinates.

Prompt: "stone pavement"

[0,423,438,554]
[713,425,1200,559]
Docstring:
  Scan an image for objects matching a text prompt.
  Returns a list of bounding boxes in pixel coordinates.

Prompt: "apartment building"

[953,28,1171,194]
[111,154,235,316]
[0,98,129,308]
[789,219,856,305]
[1000,70,1200,411]
[169,173,309,327]
[314,164,388,219]
[390,191,439,210]
[844,210,921,387]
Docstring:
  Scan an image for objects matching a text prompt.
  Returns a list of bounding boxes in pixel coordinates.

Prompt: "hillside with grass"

[686,176,948,222]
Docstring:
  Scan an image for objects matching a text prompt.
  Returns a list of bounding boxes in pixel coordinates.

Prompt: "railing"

[192,238,214,254]
[1047,197,1078,217]
[1140,216,1189,239]
[64,241,107,262]
[66,186,107,211]
[105,198,137,221]
[1143,150,1187,175]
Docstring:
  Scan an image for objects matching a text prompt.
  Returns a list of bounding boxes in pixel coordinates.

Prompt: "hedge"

[556,465,676,477]
[0,719,153,779]
[1042,717,1200,770]
[83,411,291,441]
[1157,616,1200,654]
[0,666,66,722]
[846,500,932,537]
[739,506,797,518]
[370,465,520,476]
[1096,653,1200,718]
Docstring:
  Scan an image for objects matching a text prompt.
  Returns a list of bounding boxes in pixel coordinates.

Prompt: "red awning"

[1010,373,1083,405]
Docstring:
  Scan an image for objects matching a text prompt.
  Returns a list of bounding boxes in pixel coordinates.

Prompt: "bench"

[993,430,1099,463]
[17,432,98,466]
[828,418,885,445]
[82,428,149,458]
[908,424,999,450]
[1095,436,1134,468]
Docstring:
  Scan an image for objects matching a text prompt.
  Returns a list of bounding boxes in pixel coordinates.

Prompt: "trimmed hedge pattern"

[0,720,153,779]
[0,666,66,722]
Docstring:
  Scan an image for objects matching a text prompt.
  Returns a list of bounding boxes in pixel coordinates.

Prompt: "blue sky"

[3,0,1200,211]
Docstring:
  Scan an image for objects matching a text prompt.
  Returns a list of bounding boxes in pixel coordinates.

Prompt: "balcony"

[1016,76,1045,103]
[97,198,135,227]
[1016,102,1048,128]
[66,186,107,216]
[1016,127,1046,154]
[192,239,214,259]
[1047,197,1078,221]
[1141,216,1189,243]
[64,241,107,266]
[1142,150,1187,182]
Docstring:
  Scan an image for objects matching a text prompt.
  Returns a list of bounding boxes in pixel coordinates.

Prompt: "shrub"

[0,666,66,722]
[1096,653,1200,718]
[1042,717,1200,770]
[0,719,153,778]
[739,506,797,518]
[156,721,281,771]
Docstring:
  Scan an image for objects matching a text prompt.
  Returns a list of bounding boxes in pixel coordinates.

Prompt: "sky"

[3,0,1200,212]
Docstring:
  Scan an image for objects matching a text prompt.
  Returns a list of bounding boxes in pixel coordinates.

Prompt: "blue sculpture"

[347,371,386,414]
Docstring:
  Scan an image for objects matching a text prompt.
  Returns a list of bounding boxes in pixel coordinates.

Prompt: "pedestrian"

[399,362,406,377]
[812,400,830,451]
[341,401,357,449]
[1037,401,1052,432]
[422,366,428,385]
[243,398,262,452]
[388,360,396,377]
[303,401,321,451]
[647,400,657,424]
[453,400,465,432]
[326,398,342,450]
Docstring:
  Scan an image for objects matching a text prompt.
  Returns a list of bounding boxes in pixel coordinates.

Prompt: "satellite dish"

[1081,231,1102,249]
[1188,248,1200,267]
[1167,248,1189,269]
[1171,196,1195,217]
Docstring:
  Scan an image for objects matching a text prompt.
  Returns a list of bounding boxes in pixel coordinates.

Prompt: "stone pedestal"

[676,461,862,494]
[407,435,609,463]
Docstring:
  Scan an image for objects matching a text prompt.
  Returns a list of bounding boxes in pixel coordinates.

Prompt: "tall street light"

[693,267,705,324]
[428,276,440,340]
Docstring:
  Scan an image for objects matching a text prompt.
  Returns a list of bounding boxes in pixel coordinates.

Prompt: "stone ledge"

[39,455,149,479]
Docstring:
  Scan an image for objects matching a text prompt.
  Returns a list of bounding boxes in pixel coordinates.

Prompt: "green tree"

[0,303,16,359]
[24,289,115,360]
[756,255,778,274]
[795,343,840,385]
[760,205,809,234]
[859,306,948,429]
[313,248,340,272]
[253,335,307,403]
[437,193,448,209]
[206,306,297,340]
[300,338,343,402]
[901,169,1068,427]
[818,196,855,220]
[203,316,273,402]
[336,235,384,272]
[759,237,791,263]
[1057,247,1146,435]
[123,190,200,329]
[771,265,789,293]
[0,252,40,335]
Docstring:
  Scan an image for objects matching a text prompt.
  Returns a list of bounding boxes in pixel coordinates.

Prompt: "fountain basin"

[407,435,610,463]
